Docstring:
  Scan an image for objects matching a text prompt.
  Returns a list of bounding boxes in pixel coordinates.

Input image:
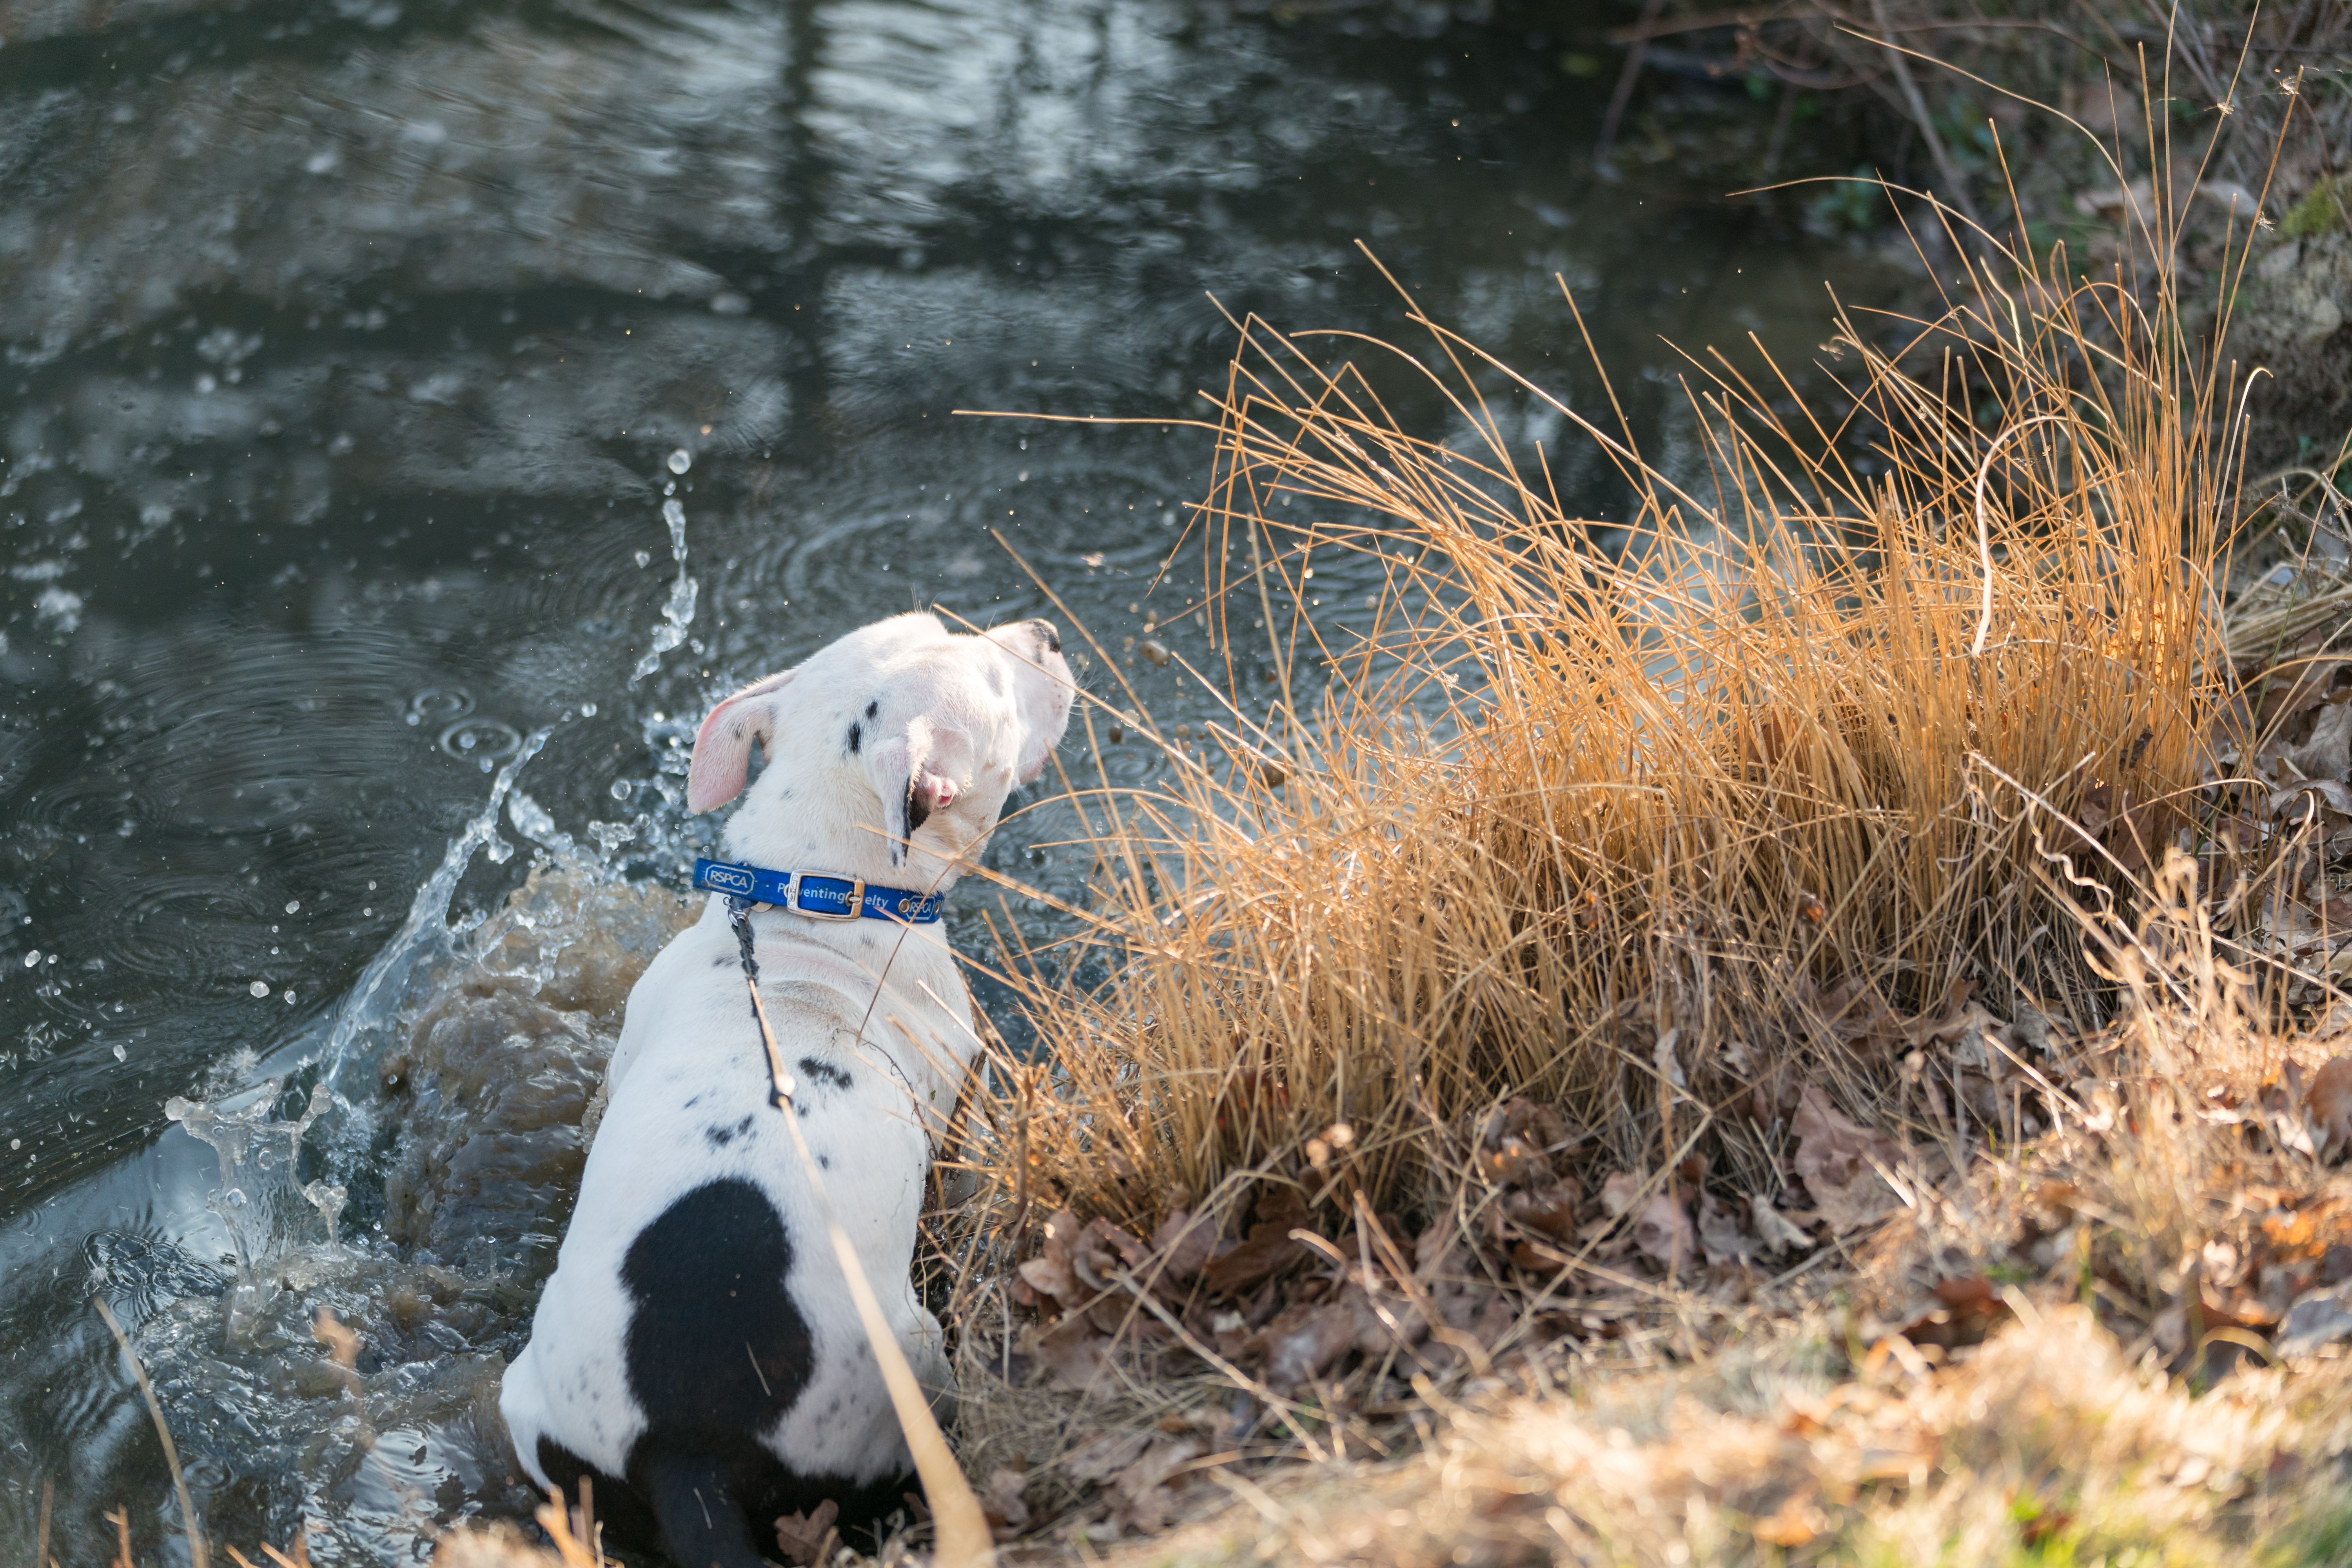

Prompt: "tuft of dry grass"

[909,93,2352,1553]
[964,199,2241,1251]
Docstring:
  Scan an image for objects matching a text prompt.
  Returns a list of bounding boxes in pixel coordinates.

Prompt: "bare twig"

[92,1295,208,1568]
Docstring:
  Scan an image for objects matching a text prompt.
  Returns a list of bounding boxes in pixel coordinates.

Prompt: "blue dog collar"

[692,857,946,925]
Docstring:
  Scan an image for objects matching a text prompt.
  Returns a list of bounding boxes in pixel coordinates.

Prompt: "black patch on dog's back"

[622,1179,810,1447]
[846,721,862,755]
[797,1056,853,1092]
[866,700,880,720]
[537,1181,915,1563]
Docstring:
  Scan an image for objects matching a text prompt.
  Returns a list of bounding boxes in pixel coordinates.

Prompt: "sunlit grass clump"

[966,230,2238,1245]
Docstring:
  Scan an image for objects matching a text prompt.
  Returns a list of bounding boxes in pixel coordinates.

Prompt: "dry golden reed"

[961,207,2247,1244]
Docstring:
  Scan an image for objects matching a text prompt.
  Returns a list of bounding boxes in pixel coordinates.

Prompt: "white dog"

[500,613,1072,1567]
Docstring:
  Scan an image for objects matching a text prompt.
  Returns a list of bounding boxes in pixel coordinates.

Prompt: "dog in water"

[500,612,1073,1567]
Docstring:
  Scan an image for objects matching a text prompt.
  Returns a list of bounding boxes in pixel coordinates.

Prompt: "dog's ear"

[989,620,1075,784]
[688,668,797,812]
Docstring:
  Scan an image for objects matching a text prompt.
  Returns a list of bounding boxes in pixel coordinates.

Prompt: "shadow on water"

[0,0,1891,1557]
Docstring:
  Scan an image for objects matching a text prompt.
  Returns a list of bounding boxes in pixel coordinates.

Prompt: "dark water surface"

[0,0,1884,1559]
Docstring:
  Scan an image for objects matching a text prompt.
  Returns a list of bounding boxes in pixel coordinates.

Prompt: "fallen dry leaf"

[1696,1190,1757,1266]
[2292,701,2352,782]
[1204,1189,1314,1297]
[1025,1311,1113,1393]
[1893,1276,2012,1350]
[1749,1196,1817,1255]
[1149,1208,1221,1283]
[2305,1056,2352,1161]
[980,1467,1031,1539]
[1633,1192,1697,1272]
[1505,1181,1582,1244]
[1017,1210,1085,1308]
[1108,1436,1206,1535]
[1792,1086,1911,1235]
[1255,1300,1363,1390]
[773,1498,838,1567]
[1599,1170,1645,1220]
[1062,1429,1153,1485]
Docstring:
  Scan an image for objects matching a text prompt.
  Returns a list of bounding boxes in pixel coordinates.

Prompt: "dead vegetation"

[897,93,2352,1565]
[1609,0,2348,468]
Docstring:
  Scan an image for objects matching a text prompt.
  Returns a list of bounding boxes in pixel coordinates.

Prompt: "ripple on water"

[436,718,522,764]
[116,877,278,984]
[405,688,475,725]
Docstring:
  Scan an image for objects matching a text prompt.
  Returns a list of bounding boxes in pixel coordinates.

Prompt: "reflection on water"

[0,0,1885,1557]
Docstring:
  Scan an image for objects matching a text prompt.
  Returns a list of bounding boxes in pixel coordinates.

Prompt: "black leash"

[726,895,797,1110]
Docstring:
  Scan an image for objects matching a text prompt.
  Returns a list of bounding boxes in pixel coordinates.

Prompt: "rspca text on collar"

[692,857,947,924]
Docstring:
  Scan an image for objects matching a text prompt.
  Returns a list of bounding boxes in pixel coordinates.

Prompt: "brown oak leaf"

[1791,1085,1910,1235]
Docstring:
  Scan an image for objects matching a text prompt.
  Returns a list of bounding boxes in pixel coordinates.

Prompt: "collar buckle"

[793,873,868,921]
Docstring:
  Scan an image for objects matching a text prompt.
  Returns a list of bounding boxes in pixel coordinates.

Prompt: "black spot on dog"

[846,721,862,755]
[712,953,733,968]
[866,700,880,720]
[579,1179,916,1560]
[682,1093,704,1110]
[622,1180,809,1444]
[797,1056,854,1092]
[703,1114,757,1150]
[818,1154,831,1170]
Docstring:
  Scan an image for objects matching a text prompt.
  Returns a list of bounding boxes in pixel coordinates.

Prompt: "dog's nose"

[1031,619,1062,656]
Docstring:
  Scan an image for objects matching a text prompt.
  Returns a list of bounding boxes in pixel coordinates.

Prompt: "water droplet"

[610,779,632,801]
[439,718,522,762]
[663,498,686,531]
[222,1187,248,1209]
[367,881,377,890]
[580,702,598,718]
[634,549,652,568]
[284,990,297,1004]
[112,1044,125,1062]
[250,980,270,998]
[21,950,37,968]
[667,448,691,475]
[284,900,301,914]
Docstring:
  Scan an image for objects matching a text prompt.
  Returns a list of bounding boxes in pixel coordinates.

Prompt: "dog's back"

[500,615,1072,1564]
[503,955,942,1561]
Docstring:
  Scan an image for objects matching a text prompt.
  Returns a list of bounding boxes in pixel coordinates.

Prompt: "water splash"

[320,726,552,1084]
[163,1079,334,1338]
[630,495,697,683]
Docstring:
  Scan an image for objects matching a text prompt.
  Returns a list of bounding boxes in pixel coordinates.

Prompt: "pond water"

[0,0,1887,1560]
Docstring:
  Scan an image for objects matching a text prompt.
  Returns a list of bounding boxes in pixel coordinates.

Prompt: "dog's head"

[686,612,1074,876]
